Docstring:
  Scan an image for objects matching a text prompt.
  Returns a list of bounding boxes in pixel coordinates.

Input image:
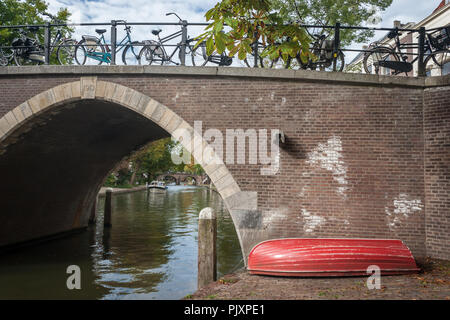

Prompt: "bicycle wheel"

[56,39,77,65]
[244,52,265,68]
[424,49,450,76]
[284,54,306,70]
[319,50,345,72]
[13,50,40,66]
[363,46,399,75]
[0,48,13,66]
[186,44,203,66]
[74,39,105,65]
[267,55,291,69]
[122,41,142,65]
[191,43,216,66]
[139,45,164,65]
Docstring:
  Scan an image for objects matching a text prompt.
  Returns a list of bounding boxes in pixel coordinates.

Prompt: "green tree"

[270,0,393,46]
[197,0,313,64]
[104,137,208,188]
[133,138,177,183]
[0,0,72,64]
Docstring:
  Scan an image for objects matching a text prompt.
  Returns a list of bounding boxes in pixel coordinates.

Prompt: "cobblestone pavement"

[188,258,450,300]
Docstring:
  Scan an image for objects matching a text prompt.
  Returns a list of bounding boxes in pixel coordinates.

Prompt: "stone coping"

[0,65,449,88]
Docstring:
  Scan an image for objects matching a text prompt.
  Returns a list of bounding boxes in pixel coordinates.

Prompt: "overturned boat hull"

[247,238,420,277]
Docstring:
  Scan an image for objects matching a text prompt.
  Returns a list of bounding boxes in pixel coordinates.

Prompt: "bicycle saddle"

[313,34,326,40]
[152,28,162,36]
[95,29,107,34]
[387,30,402,39]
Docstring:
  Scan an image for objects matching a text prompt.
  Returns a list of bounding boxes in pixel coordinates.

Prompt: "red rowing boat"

[247,238,420,277]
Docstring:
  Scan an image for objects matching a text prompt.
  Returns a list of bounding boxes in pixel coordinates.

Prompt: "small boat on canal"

[147,181,168,192]
[247,238,420,277]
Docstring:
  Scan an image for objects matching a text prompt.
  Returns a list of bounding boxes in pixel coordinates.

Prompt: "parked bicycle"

[11,26,44,65]
[11,12,76,66]
[0,47,14,66]
[138,13,231,66]
[363,26,450,76]
[190,40,233,66]
[74,20,141,65]
[245,31,344,71]
[283,31,344,71]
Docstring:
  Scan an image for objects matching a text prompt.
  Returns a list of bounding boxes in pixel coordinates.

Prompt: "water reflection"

[0,186,243,299]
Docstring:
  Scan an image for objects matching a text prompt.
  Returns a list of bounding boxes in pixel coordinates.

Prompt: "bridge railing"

[0,18,448,76]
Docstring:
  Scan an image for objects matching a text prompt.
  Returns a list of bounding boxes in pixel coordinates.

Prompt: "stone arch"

[181,175,198,185]
[158,175,179,185]
[0,77,254,261]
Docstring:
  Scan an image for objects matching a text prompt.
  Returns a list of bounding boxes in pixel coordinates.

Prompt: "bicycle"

[11,26,45,65]
[363,26,450,76]
[138,13,206,66]
[243,40,300,68]
[283,32,344,71]
[244,30,344,71]
[11,12,76,66]
[44,12,77,65]
[190,40,233,66]
[0,47,14,66]
[74,20,141,65]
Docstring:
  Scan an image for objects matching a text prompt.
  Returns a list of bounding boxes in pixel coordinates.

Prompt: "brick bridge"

[0,66,448,262]
[156,172,209,185]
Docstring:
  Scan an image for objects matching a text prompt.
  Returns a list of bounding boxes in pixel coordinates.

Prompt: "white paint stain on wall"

[385,193,423,230]
[262,207,291,228]
[301,208,325,233]
[172,91,189,103]
[306,135,349,198]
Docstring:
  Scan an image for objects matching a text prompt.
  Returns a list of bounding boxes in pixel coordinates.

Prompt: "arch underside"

[0,78,254,262]
[0,99,168,245]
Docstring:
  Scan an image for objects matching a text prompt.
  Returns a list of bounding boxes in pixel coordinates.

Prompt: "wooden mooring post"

[198,207,217,289]
[104,188,113,227]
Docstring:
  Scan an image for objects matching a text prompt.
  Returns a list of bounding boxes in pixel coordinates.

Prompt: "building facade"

[347,1,449,76]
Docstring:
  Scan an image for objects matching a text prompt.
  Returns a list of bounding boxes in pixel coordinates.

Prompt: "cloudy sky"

[45,0,444,63]
[46,0,440,25]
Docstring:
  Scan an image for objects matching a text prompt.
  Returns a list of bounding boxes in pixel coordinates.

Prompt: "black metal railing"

[0,18,448,76]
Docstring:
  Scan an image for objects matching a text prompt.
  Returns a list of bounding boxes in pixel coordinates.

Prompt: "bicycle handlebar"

[166,12,183,22]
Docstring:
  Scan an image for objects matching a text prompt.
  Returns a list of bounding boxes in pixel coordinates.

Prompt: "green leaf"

[213,21,223,33]
[215,33,226,54]
[242,40,252,54]
[238,44,247,61]
[224,17,236,28]
[206,36,215,56]
[228,44,240,57]
[205,8,215,21]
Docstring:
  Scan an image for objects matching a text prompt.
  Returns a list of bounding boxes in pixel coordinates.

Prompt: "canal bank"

[98,185,148,197]
[187,258,450,300]
[98,184,213,197]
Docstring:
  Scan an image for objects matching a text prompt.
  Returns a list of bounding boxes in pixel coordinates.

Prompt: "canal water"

[0,186,244,299]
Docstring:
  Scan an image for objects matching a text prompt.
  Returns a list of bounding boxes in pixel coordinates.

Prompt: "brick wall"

[0,70,448,259]
[424,86,450,260]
